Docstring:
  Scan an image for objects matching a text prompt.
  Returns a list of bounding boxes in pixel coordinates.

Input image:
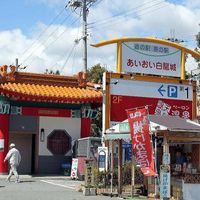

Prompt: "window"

[47,130,71,155]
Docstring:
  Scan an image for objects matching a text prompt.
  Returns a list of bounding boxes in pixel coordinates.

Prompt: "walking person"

[4,143,21,183]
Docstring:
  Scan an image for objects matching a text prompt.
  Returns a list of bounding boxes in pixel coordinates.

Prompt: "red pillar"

[0,114,9,174]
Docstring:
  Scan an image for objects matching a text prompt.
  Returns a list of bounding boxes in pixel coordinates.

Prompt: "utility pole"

[68,0,97,72]
[16,58,19,71]
[82,0,87,73]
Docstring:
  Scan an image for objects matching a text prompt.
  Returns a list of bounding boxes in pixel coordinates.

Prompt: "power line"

[68,0,98,72]
[20,13,76,67]
[49,42,77,72]
[24,17,80,70]
[93,1,166,29]
[60,43,77,73]
[88,0,164,28]
[47,18,82,73]
[71,45,79,74]
[90,0,103,7]
[19,7,67,62]
[89,1,168,36]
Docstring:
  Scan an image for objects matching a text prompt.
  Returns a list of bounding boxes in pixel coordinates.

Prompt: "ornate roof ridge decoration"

[0,65,88,88]
[0,65,16,82]
[0,65,102,104]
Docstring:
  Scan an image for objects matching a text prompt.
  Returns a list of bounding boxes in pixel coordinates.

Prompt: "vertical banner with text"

[127,107,155,176]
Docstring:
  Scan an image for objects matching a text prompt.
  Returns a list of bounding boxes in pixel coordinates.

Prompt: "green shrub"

[93,162,144,188]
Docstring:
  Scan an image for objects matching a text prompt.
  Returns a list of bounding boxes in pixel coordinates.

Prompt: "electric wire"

[59,18,82,74]
[23,17,80,69]
[20,12,74,66]
[89,2,169,39]
[92,0,104,7]
[90,1,166,30]
[60,43,77,73]
[71,45,78,74]
[19,7,66,62]
[49,42,76,72]
[47,17,82,73]
[88,0,164,27]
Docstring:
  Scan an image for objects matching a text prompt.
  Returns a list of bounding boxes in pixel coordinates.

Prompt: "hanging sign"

[160,165,171,198]
[126,107,155,176]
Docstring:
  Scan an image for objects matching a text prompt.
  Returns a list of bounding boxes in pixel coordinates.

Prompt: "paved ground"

[0,175,120,200]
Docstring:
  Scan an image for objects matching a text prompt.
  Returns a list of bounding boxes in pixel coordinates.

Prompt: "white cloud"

[0,29,32,65]
[184,0,200,9]
[186,55,199,73]
[0,0,199,76]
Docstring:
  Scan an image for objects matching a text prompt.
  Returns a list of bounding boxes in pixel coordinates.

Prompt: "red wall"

[81,118,91,138]
[0,114,9,173]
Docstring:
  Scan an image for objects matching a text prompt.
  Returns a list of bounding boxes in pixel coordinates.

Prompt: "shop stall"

[153,115,200,200]
[104,115,200,199]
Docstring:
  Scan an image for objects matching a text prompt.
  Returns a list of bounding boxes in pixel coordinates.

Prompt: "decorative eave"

[0,65,102,104]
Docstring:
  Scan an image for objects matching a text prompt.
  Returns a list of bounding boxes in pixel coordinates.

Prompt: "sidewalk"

[125,197,147,200]
[0,174,74,180]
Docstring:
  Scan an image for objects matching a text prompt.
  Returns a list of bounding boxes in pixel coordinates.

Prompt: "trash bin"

[61,163,71,176]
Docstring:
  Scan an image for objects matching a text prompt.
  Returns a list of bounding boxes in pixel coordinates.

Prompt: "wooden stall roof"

[0,65,102,104]
[105,115,200,142]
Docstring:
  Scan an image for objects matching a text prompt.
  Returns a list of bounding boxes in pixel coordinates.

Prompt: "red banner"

[127,107,155,176]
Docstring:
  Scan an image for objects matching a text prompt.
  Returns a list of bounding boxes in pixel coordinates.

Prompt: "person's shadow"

[19,180,35,183]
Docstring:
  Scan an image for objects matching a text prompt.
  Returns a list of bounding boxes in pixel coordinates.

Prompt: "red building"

[0,65,102,174]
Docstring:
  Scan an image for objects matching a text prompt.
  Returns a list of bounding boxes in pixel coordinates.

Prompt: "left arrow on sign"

[158,85,166,96]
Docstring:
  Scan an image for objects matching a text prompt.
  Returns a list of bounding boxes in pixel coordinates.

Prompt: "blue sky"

[0,1,62,34]
[0,0,199,75]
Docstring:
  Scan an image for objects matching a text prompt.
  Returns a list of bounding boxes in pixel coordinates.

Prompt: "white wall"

[39,116,81,156]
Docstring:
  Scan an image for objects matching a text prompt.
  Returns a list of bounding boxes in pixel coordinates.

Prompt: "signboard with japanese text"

[122,42,181,77]
[110,78,193,123]
[127,107,155,176]
[160,165,171,198]
[122,143,132,161]
[85,159,94,187]
[0,101,22,115]
[163,153,170,165]
[70,158,78,179]
[98,147,108,171]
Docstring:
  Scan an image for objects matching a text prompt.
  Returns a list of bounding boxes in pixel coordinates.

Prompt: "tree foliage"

[87,64,107,83]
[195,32,200,68]
[86,64,107,137]
[45,69,60,75]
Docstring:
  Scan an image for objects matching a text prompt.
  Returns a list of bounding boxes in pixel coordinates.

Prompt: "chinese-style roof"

[0,65,102,104]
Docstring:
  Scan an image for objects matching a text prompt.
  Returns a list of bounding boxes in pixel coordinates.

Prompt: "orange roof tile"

[0,82,102,104]
[0,66,102,104]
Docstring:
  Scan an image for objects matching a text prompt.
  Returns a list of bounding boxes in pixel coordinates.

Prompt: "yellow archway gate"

[91,37,200,80]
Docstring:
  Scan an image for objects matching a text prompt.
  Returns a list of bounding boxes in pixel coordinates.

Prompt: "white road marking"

[40,180,75,190]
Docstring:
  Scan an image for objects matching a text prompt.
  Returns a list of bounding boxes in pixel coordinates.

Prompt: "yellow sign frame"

[92,37,200,80]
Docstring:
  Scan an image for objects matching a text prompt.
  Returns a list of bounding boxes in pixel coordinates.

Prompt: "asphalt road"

[0,175,119,200]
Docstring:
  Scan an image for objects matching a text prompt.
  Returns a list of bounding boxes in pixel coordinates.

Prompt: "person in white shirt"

[4,143,21,183]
